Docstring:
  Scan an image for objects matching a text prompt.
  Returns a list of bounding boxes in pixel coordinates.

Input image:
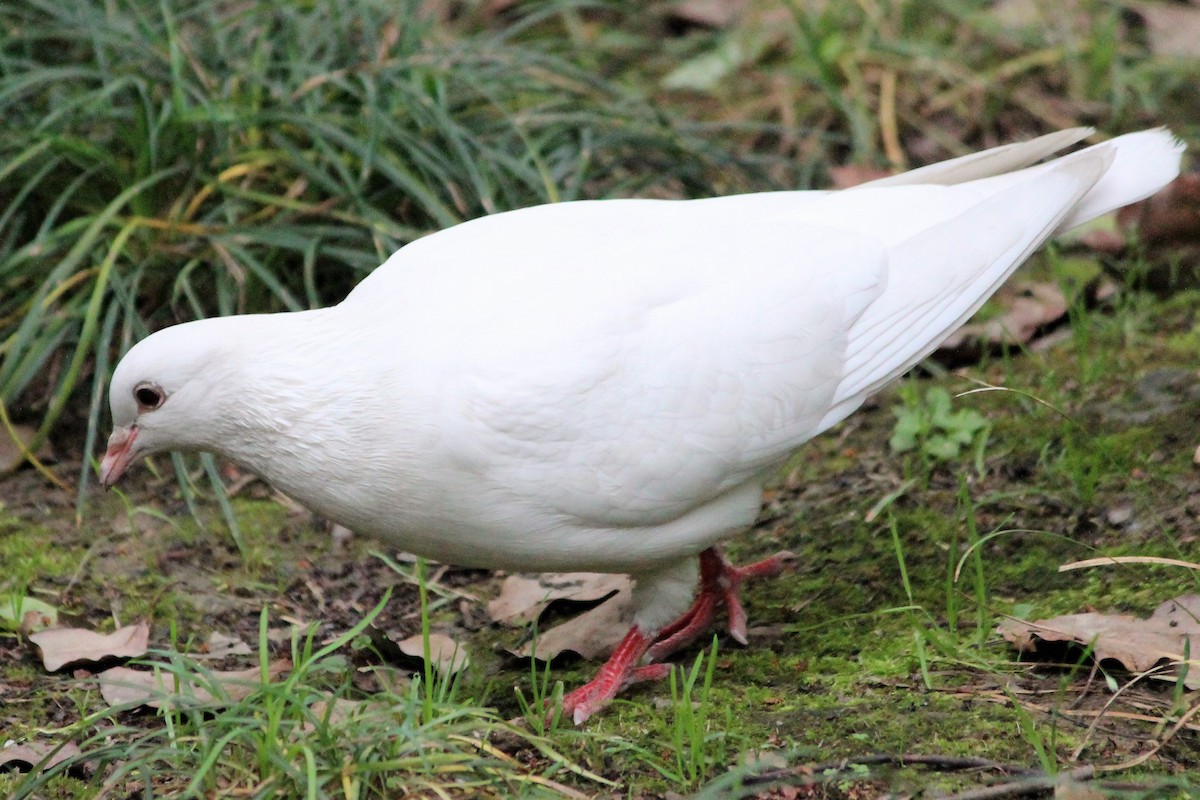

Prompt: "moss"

[0,517,80,586]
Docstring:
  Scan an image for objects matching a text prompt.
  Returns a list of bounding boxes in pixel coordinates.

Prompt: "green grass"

[0,0,760,503]
[6,596,605,799]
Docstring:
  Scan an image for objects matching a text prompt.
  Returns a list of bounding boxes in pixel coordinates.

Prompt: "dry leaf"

[394,632,470,675]
[0,741,82,773]
[0,422,54,474]
[308,696,372,726]
[999,595,1200,687]
[1084,174,1200,292]
[1126,0,1200,57]
[1055,778,1106,800]
[1121,174,1200,245]
[513,586,634,662]
[199,631,252,659]
[29,622,150,672]
[828,163,893,189]
[937,282,1068,364]
[98,659,291,709]
[305,695,397,731]
[488,572,629,625]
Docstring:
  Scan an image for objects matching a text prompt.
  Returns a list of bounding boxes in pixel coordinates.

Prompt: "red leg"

[557,546,791,723]
[648,547,790,661]
[559,627,669,725]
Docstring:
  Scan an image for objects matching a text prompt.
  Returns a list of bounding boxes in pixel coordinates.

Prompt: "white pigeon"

[101,128,1183,723]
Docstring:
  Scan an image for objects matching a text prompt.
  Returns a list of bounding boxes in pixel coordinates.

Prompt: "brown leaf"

[308,696,371,726]
[394,632,470,675]
[0,741,82,773]
[998,595,1200,687]
[1056,780,1106,800]
[98,659,291,709]
[828,163,893,189]
[1126,0,1200,57]
[29,622,150,672]
[0,422,55,474]
[1092,173,1200,293]
[937,282,1068,365]
[513,586,634,662]
[198,631,252,659]
[488,572,630,626]
[1119,173,1200,247]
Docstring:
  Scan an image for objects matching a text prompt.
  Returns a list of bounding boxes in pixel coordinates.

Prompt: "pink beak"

[99,425,139,488]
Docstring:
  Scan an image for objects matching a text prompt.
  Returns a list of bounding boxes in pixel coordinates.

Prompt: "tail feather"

[818,128,1184,431]
[859,128,1094,189]
[859,128,1185,235]
[1055,129,1185,232]
[825,149,1112,419]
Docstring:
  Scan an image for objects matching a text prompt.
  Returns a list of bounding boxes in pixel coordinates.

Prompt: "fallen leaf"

[199,631,252,659]
[1126,0,1200,57]
[514,586,634,662]
[1085,173,1200,292]
[1055,777,1106,800]
[0,422,55,474]
[29,622,150,671]
[394,632,470,675]
[999,595,1200,687]
[0,741,82,773]
[1123,173,1200,245]
[98,659,291,709]
[488,572,629,626]
[305,694,397,731]
[266,623,314,644]
[937,282,1068,365]
[740,749,789,770]
[308,695,372,726]
[829,163,893,189]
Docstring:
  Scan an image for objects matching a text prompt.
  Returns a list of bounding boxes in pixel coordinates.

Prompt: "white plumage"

[101,128,1184,720]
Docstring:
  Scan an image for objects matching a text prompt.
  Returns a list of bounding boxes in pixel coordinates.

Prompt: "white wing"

[337,131,1178,533]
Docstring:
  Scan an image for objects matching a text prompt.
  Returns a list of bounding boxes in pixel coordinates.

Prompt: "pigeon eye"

[134,383,164,410]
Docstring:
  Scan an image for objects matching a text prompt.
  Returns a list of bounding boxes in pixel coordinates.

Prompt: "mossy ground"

[3,278,1198,797]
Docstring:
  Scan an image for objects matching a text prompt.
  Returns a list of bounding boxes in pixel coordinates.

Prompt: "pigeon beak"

[99,424,139,488]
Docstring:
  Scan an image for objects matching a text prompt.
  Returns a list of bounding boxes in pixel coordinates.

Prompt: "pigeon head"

[100,318,240,488]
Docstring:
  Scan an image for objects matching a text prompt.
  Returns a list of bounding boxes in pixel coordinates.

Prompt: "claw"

[555,546,793,723]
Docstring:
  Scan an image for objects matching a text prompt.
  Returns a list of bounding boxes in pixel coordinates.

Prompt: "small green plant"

[668,637,731,788]
[9,592,594,798]
[889,385,990,477]
[514,625,565,735]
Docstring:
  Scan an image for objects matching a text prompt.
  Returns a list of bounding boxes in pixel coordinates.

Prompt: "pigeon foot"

[559,546,792,724]
[559,627,672,724]
[647,546,793,661]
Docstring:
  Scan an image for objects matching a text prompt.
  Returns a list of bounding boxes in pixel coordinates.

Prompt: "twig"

[942,766,1094,800]
[1059,555,1200,572]
[744,753,1027,786]
[1098,698,1200,772]
[878,70,904,170]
